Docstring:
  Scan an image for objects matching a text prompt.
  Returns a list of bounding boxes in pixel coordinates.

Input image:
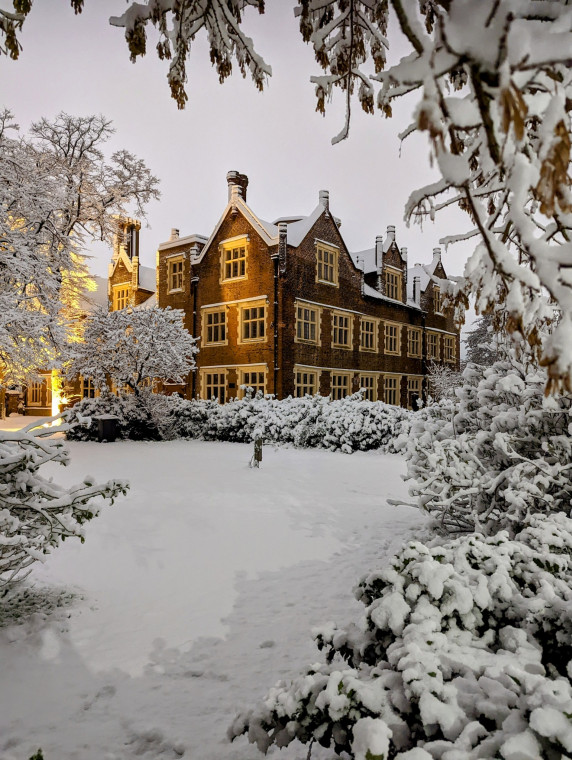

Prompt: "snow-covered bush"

[401,354,572,535]
[65,390,162,441]
[229,512,572,759]
[0,417,126,589]
[66,391,411,453]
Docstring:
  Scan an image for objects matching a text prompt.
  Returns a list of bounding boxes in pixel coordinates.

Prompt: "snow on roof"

[351,247,377,274]
[158,233,208,252]
[272,215,305,225]
[406,250,442,299]
[139,265,156,292]
[134,291,157,310]
[284,204,325,248]
[362,282,423,311]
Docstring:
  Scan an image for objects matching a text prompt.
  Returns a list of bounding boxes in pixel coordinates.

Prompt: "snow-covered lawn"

[0,435,419,760]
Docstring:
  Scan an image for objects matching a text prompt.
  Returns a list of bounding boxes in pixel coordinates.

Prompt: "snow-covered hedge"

[66,392,411,454]
[229,513,572,759]
[400,356,572,535]
[64,391,162,442]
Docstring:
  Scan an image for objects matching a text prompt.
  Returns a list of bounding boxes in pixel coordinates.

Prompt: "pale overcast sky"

[0,0,473,295]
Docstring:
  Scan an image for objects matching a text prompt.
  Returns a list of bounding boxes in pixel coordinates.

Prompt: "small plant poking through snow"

[229,513,572,760]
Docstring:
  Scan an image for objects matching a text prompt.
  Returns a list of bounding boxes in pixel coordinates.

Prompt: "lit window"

[316,244,339,286]
[82,377,96,399]
[204,310,227,346]
[360,318,378,352]
[427,332,440,360]
[384,376,400,406]
[407,327,421,357]
[241,305,266,342]
[28,381,42,406]
[331,373,351,400]
[385,269,402,300]
[443,335,456,363]
[113,286,129,310]
[239,369,266,398]
[407,377,422,409]
[332,312,352,349]
[168,258,184,292]
[384,322,401,355]
[294,368,319,397]
[296,305,319,344]
[221,240,247,282]
[203,371,226,402]
[359,374,377,401]
[434,286,443,314]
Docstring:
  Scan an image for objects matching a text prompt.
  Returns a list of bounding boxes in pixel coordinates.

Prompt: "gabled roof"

[134,292,157,310]
[406,250,443,300]
[283,204,327,248]
[193,196,279,263]
[139,265,156,292]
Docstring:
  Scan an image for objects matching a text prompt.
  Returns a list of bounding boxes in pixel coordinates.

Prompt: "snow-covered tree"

[0,416,126,589]
[465,313,500,367]
[65,306,198,396]
[105,1,572,392]
[0,108,159,384]
[230,512,572,759]
[426,361,462,402]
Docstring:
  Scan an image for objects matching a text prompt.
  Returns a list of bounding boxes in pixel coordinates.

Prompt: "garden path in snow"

[0,439,419,760]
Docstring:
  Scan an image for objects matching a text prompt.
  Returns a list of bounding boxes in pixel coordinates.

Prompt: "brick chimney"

[170,228,180,241]
[227,170,249,202]
[413,276,421,305]
[375,235,383,292]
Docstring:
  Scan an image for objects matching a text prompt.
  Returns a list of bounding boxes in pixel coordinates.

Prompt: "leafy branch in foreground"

[0,417,127,590]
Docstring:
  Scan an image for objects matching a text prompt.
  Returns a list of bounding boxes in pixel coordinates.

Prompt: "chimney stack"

[278,222,288,272]
[386,225,396,243]
[227,170,249,202]
[433,246,442,264]
[170,228,180,241]
[413,276,421,305]
[375,235,383,292]
[319,189,329,212]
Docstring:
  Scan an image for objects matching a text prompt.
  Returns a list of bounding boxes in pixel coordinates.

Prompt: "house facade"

[154,171,460,407]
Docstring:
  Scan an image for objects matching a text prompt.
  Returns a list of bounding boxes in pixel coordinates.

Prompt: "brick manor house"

[106,171,460,409]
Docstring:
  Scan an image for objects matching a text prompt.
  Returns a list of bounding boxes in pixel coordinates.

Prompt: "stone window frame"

[384,321,402,356]
[383,374,402,406]
[385,266,403,301]
[358,373,378,401]
[427,331,440,360]
[294,366,320,397]
[238,365,267,398]
[294,301,322,345]
[407,327,422,358]
[201,368,228,403]
[238,299,267,345]
[113,284,129,311]
[167,256,184,293]
[407,376,423,410]
[202,306,228,347]
[331,310,353,350]
[315,241,340,287]
[433,285,444,314]
[359,316,380,353]
[443,334,456,363]
[330,371,352,400]
[219,235,249,284]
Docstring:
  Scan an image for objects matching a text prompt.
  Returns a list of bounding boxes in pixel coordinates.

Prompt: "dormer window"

[220,236,248,283]
[113,285,129,310]
[316,242,339,286]
[434,286,443,314]
[385,267,402,300]
[168,257,184,292]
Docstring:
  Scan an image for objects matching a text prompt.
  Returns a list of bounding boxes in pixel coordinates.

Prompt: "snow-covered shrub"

[66,391,411,453]
[0,418,126,589]
[229,513,572,759]
[65,391,162,441]
[401,355,572,535]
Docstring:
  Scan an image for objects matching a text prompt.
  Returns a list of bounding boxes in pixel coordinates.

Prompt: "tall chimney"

[319,190,329,212]
[227,170,249,202]
[413,276,421,305]
[386,224,396,243]
[170,228,180,241]
[375,235,383,292]
[278,222,288,273]
[433,246,442,264]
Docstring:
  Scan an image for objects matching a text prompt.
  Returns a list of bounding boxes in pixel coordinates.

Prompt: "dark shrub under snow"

[65,392,411,454]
